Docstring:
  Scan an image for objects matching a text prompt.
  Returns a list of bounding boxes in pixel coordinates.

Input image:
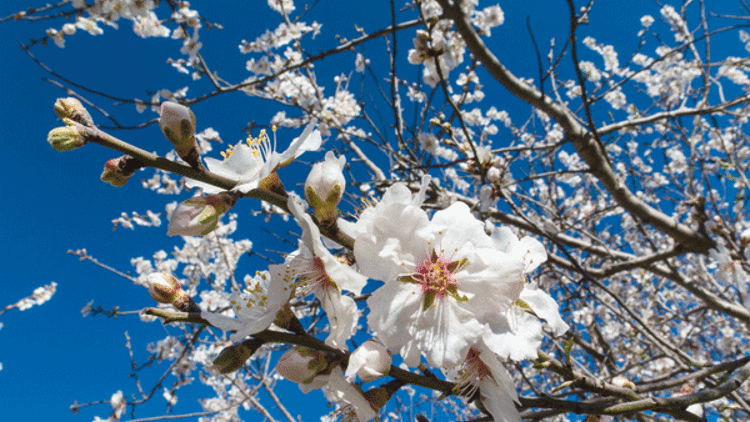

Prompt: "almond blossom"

[186,122,321,194]
[200,269,294,342]
[450,341,520,422]
[354,193,526,368]
[280,195,368,349]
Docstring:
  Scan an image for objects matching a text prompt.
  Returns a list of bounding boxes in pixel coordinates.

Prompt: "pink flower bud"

[304,151,346,224]
[345,340,392,383]
[276,347,328,385]
[167,193,237,236]
[146,272,182,304]
[159,101,202,169]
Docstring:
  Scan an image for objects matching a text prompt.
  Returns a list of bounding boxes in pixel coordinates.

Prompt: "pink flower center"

[400,249,468,310]
[293,256,337,295]
[413,251,458,298]
[455,347,490,397]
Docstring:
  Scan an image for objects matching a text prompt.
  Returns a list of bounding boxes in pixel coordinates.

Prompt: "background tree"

[4,1,750,421]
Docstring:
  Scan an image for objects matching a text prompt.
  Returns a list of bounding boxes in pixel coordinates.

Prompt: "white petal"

[520,285,569,336]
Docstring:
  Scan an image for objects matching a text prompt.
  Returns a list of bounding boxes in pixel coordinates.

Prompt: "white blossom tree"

[7,0,750,421]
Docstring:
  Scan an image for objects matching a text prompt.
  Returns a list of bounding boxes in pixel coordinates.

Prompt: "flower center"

[290,256,338,297]
[454,347,490,398]
[400,249,468,311]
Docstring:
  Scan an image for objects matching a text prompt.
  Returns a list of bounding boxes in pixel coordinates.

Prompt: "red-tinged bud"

[100,156,146,187]
[146,272,198,312]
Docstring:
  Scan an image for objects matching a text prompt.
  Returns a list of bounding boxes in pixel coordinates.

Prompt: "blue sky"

[0,1,740,421]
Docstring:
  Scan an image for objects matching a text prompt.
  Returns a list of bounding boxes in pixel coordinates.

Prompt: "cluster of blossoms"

[114,96,567,421]
[36,94,569,419]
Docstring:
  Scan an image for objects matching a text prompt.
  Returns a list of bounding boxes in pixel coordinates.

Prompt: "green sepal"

[447,258,468,272]
[422,290,436,311]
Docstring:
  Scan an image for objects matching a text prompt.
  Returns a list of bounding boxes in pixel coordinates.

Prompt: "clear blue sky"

[0,1,737,421]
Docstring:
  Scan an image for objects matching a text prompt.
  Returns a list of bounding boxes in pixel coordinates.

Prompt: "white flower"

[324,367,378,422]
[482,227,568,359]
[280,195,367,349]
[490,226,547,273]
[709,243,749,307]
[110,391,126,418]
[451,342,520,422]
[354,199,526,368]
[186,122,321,194]
[339,176,430,240]
[200,270,294,342]
[345,340,392,383]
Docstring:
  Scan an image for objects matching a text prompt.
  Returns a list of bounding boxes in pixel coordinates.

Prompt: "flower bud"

[167,193,237,237]
[54,97,94,127]
[345,340,392,383]
[146,271,198,312]
[611,375,636,390]
[100,156,146,187]
[305,151,346,224]
[213,339,264,374]
[147,272,182,304]
[276,347,329,385]
[47,126,86,152]
[159,101,202,170]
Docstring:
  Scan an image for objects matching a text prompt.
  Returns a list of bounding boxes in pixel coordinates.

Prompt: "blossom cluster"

[145,98,567,421]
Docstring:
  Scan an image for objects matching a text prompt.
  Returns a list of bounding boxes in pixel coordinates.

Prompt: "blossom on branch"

[279,195,367,349]
[186,122,321,194]
[354,189,527,368]
[200,269,294,342]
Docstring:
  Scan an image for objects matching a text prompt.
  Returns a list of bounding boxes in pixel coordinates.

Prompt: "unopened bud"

[305,151,346,225]
[345,340,392,383]
[167,192,237,236]
[276,347,329,385]
[146,271,198,312]
[159,101,202,170]
[213,339,264,374]
[48,126,86,152]
[611,375,636,390]
[54,97,94,127]
[100,156,146,187]
[147,272,182,304]
[364,386,391,411]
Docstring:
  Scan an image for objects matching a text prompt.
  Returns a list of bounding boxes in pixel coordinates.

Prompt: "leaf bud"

[47,126,86,152]
[54,97,94,127]
[213,339,265,374]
